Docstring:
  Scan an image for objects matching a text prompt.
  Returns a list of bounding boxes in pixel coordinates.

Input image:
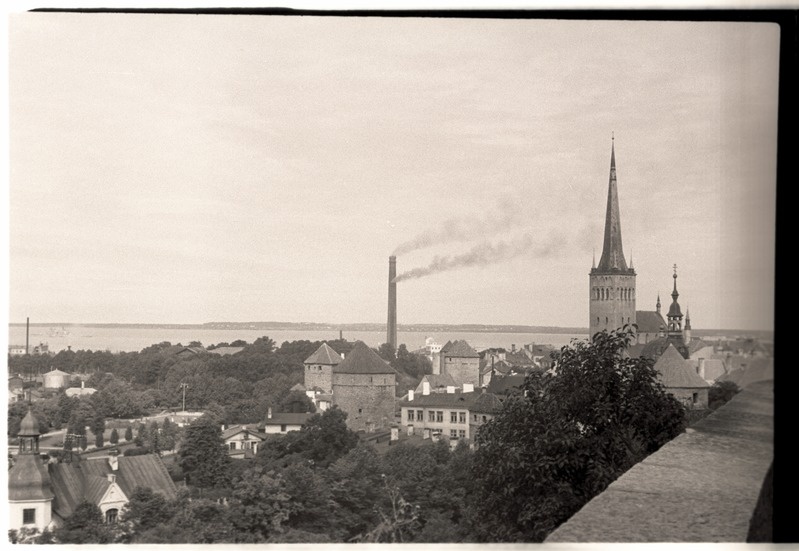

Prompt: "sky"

[5,11,779,331]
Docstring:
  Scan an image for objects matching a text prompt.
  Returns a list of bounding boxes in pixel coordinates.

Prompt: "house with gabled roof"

[332,340,396,432]
[653,343,710,408]
[207,346,245,356]
[8,410,177,531]
[222,425,266,458]
[258,408,312,434]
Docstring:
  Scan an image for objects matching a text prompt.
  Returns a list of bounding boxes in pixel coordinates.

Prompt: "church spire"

[656,293,661,314]
[596,134,629,272]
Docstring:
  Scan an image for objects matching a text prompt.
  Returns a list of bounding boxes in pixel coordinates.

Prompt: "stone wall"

[589,272,636,337]
[332,373,396,432]
[545,380,773,542]
[443,357,480,387]
[668,387,709,410]
[304,363,333,393]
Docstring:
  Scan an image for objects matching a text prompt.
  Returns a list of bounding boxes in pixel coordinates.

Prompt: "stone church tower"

[589,137,636,338]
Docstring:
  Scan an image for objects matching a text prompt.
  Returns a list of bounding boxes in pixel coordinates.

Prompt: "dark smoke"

[393,233,565,282]
[391,197,527,257]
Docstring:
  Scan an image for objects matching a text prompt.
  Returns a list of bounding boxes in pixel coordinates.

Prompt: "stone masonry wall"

[332,373,396,432]
[304,364,333,393]
[546,380,773,542]
[443,357,480,387]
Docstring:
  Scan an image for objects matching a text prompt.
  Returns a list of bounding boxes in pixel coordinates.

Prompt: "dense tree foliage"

[178,415,232,489]
[468,327,686,541]
[709,380,741,410]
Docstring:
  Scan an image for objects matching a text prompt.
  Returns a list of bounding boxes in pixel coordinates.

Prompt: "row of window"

[593,287,635,301]
[406,409,488,424]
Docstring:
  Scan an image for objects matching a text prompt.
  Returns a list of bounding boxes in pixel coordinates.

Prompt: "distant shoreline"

[7,322,772,339]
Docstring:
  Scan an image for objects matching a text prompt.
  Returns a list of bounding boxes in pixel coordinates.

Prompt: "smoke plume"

[391,197,528,257]
[393,233,565,282]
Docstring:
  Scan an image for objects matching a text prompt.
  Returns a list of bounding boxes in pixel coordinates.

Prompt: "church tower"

[8,410,54,532]
[589,136,636,338]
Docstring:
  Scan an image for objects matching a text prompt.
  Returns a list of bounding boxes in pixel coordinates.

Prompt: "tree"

[377,342,396,362]
[161,418,178,451]
[95,431,104,448]
[56,501,113,543]
[110,428,119,445]
[709,380,741,410]
[125,425,133,442]
[178,415,231,489]
[469,327,686,542]
[298,406,359,467]
[121,486,175,534]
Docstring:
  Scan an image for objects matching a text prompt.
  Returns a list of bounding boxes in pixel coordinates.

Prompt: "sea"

[8,325,587,354]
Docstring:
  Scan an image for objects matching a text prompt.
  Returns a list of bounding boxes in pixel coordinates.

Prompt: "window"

[436,411,443,423]
[473,414,478,421]
[229,442,236,450]
[407,410,415,422]
[459,412,466,424]
[417,410,423,420]
[106,508,118,524]
[450,412,458,423]
[482,415,487,423]
[23,509,35,525]
[693,392,699,404]
[451,429,458,438]
[459,430,466,439]
[428,411,435,422]
[280,424,287,432]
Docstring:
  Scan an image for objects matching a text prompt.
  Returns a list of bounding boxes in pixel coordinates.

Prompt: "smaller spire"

[656,293,661,314]
[629,249,634,269]
[672,264,679,300]
[685,307,692,330]
[592,248,596,269]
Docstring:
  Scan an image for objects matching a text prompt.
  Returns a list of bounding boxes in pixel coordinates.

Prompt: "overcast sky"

[7,13,778,331]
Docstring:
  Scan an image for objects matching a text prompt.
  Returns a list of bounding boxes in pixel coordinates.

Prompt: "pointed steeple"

[685,307,691,330]
[656,293,662,314]
[592,248,596,269]
[667,264,683,331]
[596,134,629,272]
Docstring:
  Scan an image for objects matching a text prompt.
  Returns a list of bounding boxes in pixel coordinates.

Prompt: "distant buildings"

[439,340,480,387]
[42,369,70,390]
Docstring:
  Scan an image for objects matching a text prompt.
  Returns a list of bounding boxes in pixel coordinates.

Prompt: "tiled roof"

[687,339,712,355]
[443,340,479,358]
[626,343,646,359]
[717,357,774,388]
[116,455,178,500]
[290,383,306,392]
[221,425,266,441]
[402,390,501,412]
[505,351,535,367]
[333,341,395,374]
[688,358,727,381]
[44,369,70,377]
[635,311,667,333]
[303,342,343,365]
[487,374,526,395]
[260,412,312,426]
[439,341,454,354]
[208,346,245,356]
[416,373,457,392]
[653,344,709,389]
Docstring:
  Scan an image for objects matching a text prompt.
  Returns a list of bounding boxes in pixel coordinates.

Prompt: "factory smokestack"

[26,317,29,356]
[387,256,397,350]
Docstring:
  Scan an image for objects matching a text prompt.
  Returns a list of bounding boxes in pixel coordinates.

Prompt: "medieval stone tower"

[589,136,636,338]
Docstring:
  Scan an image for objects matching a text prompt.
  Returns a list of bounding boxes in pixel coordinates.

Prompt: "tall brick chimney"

[387,256,397,350]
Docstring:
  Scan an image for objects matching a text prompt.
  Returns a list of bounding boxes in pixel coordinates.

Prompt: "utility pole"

[180,382,188,412]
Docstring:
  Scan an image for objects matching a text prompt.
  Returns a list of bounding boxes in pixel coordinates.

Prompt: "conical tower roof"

[303,342,343,365]
[334,341,395,374]
[596,136,629,272]
[18,410,40,437]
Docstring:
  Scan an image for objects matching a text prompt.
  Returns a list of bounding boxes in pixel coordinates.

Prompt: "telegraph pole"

[180,382,188,412]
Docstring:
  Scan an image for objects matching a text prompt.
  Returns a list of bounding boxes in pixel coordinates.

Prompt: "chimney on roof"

[511,344,516,353]
[446,386,455,394]
[109,456,118,471]
[267,407,272,419]
[408,390,414,401]
[387,256,397,350]
[81,380,85,389]
[422,381,430,395]
[107,473,116,484]
[698,358,706,379]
